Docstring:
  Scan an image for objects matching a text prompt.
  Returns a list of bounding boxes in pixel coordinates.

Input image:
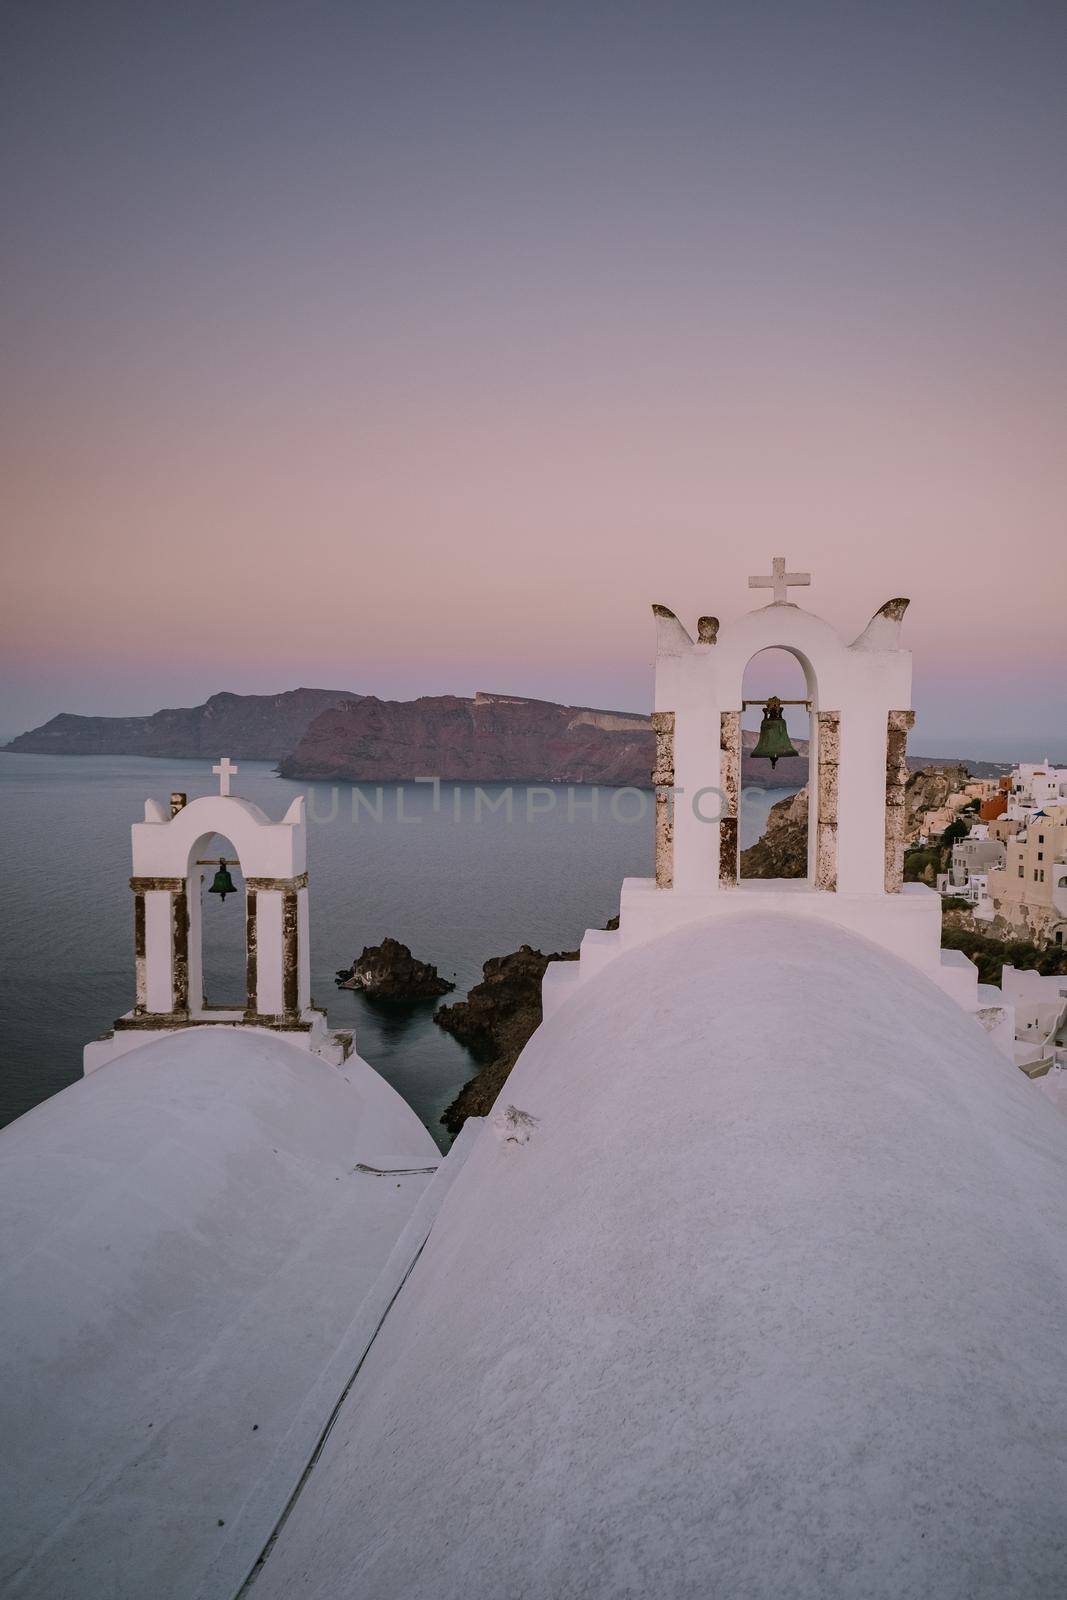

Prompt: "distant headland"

[4,686,1008,786]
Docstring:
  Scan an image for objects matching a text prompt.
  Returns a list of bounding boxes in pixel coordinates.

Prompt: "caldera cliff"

[6,688,355,759]
[278,690,811,788]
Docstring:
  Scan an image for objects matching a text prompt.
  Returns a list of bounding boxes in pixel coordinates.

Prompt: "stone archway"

[186,831,245,1013]
[722,642,840,891]
[737,646,812,885]
[648,584,914,902]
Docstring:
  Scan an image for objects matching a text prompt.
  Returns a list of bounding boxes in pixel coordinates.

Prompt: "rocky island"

[5,688,354,759]
[278,690,812,788]
[9,685,1005,791]
[8,686,810,789]
[336,938,455,1000]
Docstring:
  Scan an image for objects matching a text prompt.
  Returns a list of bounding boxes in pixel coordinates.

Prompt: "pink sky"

[2,2,1065,758]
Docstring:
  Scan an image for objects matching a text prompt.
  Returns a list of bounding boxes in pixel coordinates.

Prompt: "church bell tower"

[85,758,347,1073]
[543,560,1001,1028]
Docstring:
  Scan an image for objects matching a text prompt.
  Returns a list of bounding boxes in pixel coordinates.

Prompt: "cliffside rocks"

[435,943,579,1133]
[903,763,972,842]
[281,692,655,786]
[739,788,809,878]
[939,918,1067,984]
[7,689,355,759]
[336,938,454,1000]
[279,691,811,788]
[7,688,1006,792]
[10,682,822,790]
[740,765,976,885]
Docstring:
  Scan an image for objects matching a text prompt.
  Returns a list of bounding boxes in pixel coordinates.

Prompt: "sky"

[2,0,1065,758]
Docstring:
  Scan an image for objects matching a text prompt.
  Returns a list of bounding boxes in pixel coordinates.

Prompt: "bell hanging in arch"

[751,697,799,769]
[207,858,237,902]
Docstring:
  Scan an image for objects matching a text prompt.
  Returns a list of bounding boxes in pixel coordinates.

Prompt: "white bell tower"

[85,760,348,1072]
[544,562,1010,1037]
[651,558,915,900]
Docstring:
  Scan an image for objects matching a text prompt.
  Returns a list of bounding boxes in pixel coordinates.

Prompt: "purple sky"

[2,0,1065,758]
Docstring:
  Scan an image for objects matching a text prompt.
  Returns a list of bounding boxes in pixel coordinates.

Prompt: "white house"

[935,836,1005,917]
[1007,760,1067,822]
[1003,964,1067,1077]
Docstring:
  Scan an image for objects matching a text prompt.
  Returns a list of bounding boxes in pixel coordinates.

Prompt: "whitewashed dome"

[0,1026,438,1600]
[253,914,1067,1600]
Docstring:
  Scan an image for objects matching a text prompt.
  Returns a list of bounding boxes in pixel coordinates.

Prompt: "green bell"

[207,859,237,901]
[751,697,800,769]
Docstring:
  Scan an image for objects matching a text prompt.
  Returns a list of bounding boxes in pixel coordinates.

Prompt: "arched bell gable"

[650,583,914,900]
[126,787,310,1026]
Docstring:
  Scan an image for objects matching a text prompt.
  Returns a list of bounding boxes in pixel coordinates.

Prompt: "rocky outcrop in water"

[436,942,581,1134]
[336,938,454,1000]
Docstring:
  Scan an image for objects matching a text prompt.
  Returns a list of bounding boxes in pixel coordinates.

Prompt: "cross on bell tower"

[748,556,811,605]
[212,756,238,796]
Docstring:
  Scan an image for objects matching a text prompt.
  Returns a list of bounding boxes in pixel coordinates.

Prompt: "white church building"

[2,566,1066,1599]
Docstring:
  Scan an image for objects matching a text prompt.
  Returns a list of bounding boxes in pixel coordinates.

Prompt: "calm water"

[0,756,795,1146]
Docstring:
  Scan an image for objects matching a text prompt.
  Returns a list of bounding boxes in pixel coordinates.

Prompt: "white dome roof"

[0,1026,438,1600]
[253,915,1067,1600]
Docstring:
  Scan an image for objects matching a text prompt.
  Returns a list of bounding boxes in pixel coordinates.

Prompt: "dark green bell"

[207,859,237,901]
[751,697,800,769]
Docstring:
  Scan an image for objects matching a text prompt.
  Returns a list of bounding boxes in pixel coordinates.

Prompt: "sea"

[0,756,796,1146]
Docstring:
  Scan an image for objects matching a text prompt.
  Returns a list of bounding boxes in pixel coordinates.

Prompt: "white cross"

[748,556,811,605]
[212,756,238,796]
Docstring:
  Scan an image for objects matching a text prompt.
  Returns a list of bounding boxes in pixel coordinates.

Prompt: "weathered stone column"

[133,890,147,1013]
[281,889,299,1018]
[171,886,189,1014]
[651,711,675,888]
[245,888,258,1016]
[815,711,840,892]
[885,709,916,892]
[719,710,741,888]
[130,876,183,1015]
[244,871,307,1021]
